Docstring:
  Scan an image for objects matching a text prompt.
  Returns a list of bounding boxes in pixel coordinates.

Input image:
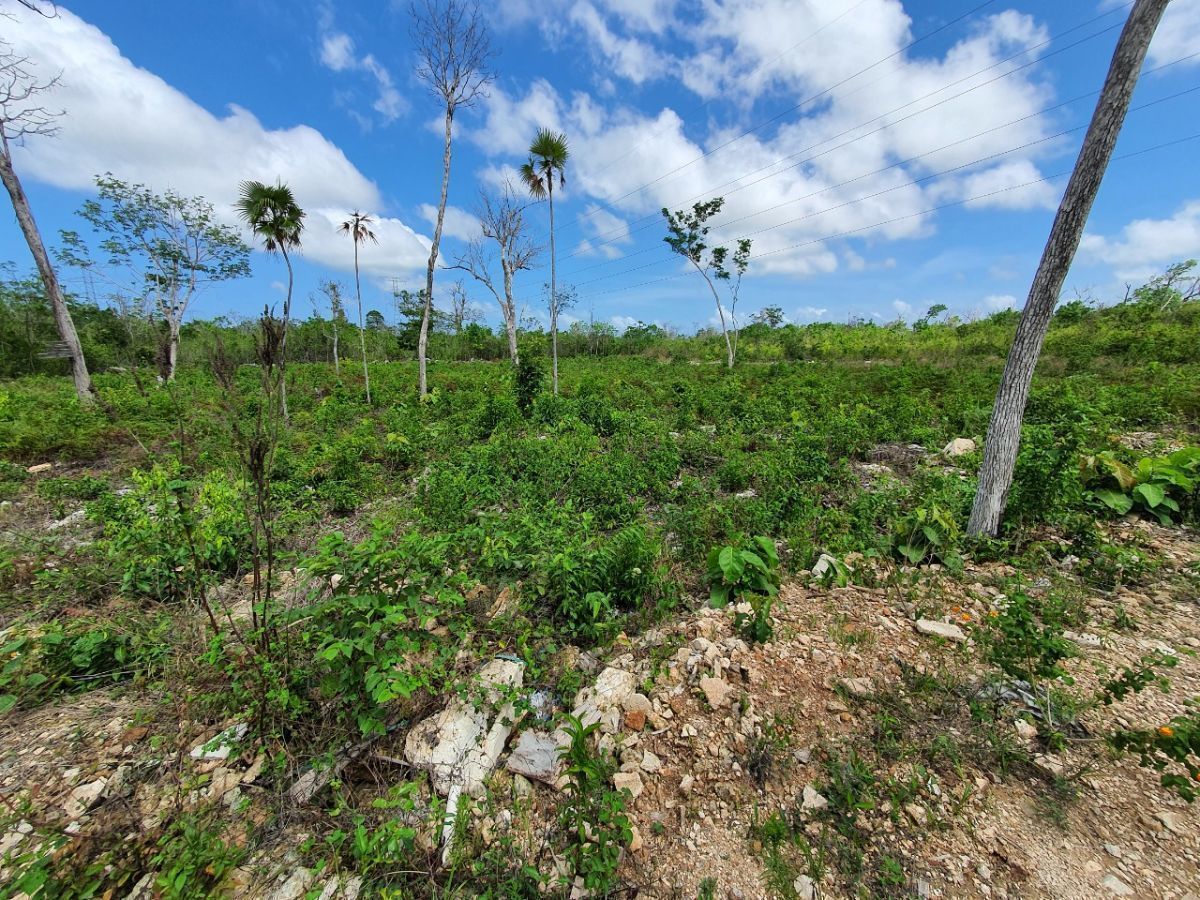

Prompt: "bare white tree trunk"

[167,316,180,382]
[548,180,559,393]
[502,264,519,367]
[280,246,293,422]
[697,262,734,368]
[420,107,454,398]
[353,240,371,405]
[0,132,93,403]
[967,0,1169,537]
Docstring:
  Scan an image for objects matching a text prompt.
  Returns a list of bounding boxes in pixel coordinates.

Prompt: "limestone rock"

[699,676,732,708]
[801,784,828,813]
[915,619,967,642]
[190,723,249,761]
[613,771,643,800]
[404,657,524,797]
[942,437,976,457]
[505,729,564,786]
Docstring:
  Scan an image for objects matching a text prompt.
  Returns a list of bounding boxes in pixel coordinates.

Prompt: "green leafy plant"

[891,504,960,566]
[706,534,780,608]
[558,715,632,895]
[1082,446,1199,525]
[302,528,468,735]
[1108,699,1200,802]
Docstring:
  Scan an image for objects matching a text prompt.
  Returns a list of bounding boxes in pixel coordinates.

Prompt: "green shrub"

[558,715,632,894]
[87,463,249,602]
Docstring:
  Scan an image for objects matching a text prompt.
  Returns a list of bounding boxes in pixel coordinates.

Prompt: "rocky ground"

[1,502,1198,897]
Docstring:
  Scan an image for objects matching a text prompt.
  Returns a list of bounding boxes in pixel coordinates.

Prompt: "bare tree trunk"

[502,264,519,367]
[548,180,559,393]
[0,133,93,403]
[332,324,340,374]
[967,0,1169,538]
[353,241,371,405]
[697,262,734,368]
[420,107,454,398]
[280,246,293,422]
[167,317,180,382]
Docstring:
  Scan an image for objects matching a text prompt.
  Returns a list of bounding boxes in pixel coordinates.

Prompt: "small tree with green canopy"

[520,128,569,393]
[661,197,750,369]
[236,179,304,418]
[60,174,250,380]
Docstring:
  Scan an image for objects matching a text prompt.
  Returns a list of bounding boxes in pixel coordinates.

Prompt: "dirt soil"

[1,520,1198,899]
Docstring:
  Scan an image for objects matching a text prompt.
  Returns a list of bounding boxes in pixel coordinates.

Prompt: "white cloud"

[609,314,648,332]
[983,293,1017,311]
[892,299,913,317]
[1135,0,1200,69]
[567,2,669,84]
[1079,200,1200,283]
[319,32,356,71]
[468,4,1061,281]
[795,305,828,320]
[419,203,481,241]
[2,3,430,280]
[316,17,406,125]
[304,209,432,281]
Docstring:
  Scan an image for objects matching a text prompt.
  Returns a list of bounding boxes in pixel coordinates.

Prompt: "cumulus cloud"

[419,204,481,242]
[2,3,430,280]
[467,3,1061,282]
[892,299,913,317]
[1079,200,1200,283]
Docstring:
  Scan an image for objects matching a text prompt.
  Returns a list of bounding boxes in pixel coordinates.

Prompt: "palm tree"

[339,211,378,405]
[520,128,569,394]
[236,180,304,420]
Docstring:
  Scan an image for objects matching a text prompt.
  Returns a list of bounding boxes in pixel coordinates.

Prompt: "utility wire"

[563,3,1142,262]
[573,131,1200,301]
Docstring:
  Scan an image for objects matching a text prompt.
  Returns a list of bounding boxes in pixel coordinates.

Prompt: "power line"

[564,75,1200,284]
[563,4,1141,264]
[564,0,1004,236]
[574,131,1200,302]
[583,0,875,182]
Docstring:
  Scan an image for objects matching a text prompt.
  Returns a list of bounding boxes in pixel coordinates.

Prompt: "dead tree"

[447,184,539,366]
[0,34,92,403]
[411,0,494,397]
[967,0,1171,537]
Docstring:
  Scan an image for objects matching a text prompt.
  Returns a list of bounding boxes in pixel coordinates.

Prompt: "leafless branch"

[410,0,495,111]
[0,36,63,140]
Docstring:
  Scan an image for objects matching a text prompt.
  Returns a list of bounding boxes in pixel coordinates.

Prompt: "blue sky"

[3,0,1199,332]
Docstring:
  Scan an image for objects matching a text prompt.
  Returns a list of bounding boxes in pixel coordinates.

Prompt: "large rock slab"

[404,657,524,798]
[915,619,967,642]
[505,729,566,786]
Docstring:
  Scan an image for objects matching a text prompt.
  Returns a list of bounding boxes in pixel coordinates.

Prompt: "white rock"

[699,676,732,708]
[572,667,636,734]
[26,462,52,474]
[840,677,873,699]
[613,771,643,800]
[915,619,967,642]
[801,784,828,813]
[640,750,663,773]
[505,729,565,786]
[1101,874,1133,897]
[942,438,976,457]
[793,874,815,900]
[404,657,524,797]
[190,723,249,761]
[63,778,107,819]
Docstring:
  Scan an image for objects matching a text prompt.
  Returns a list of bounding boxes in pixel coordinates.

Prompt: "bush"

[87,463,249,602]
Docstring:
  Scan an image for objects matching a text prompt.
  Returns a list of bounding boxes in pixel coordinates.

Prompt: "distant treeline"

[1,262,1197,381]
